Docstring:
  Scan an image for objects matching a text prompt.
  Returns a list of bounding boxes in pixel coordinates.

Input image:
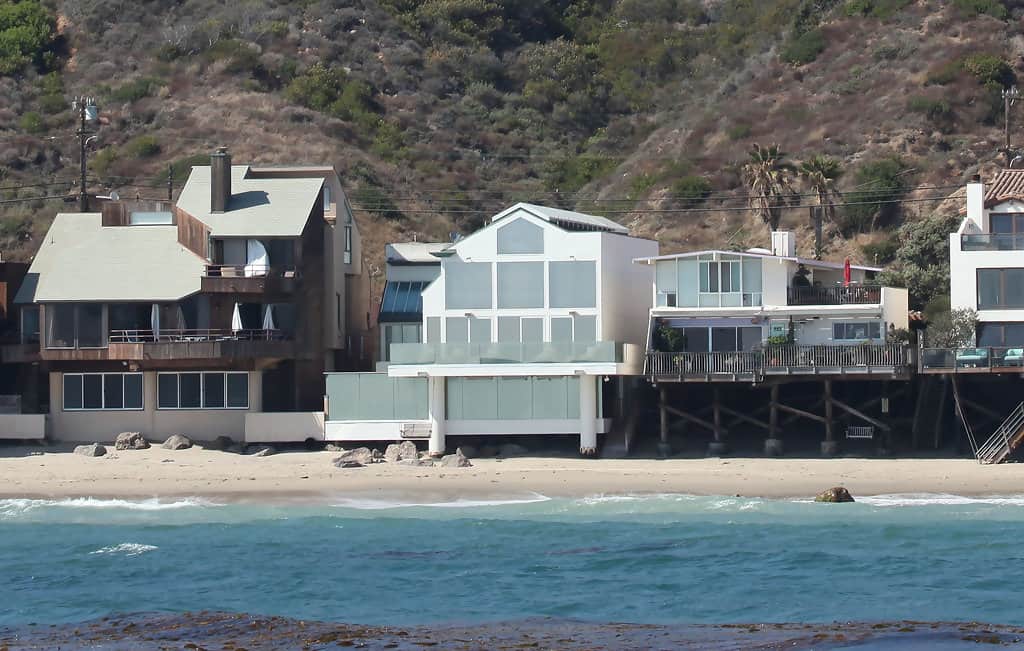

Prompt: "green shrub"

[36,71,64,114]
[961,53,1013,87]
[843,0,913,18]
[124,135,160,158]
[781,28,826,65]
[630,172,657,196]
[0,0,55,75]
[91,147,117,178]
[170,153,210,181]
[109,77,163,103]
[672,175,713,204]
[371,120,408,162]
[907,95,954,127]
[351,185,404,220]
[951,0,1008,18]
[19,111,44,134]
[838,156,909,234]
[727,123,752,140]
[541,154,616,193]
[286,63,379,126]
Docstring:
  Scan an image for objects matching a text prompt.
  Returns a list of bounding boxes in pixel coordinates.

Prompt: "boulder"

[204,435,235,451]
[398,440,418,460]
[325,443,345,452]
[333,447,374,467]
[498,443,528,457]
[336,460,364,469]
[372,448,384,462]
[399,457,434,467]
[384,444,402,463]
[814,487,855,503]
[440,448,472,468]
[74,443,106,457]
[114,432,149,451]
[251,446,276,457]
[162,434,193,450]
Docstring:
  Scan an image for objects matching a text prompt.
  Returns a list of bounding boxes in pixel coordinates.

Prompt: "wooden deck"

[647,345,911,383]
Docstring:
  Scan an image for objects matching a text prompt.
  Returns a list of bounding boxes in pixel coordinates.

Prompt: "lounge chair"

[955,348,989,368]
[1004,348,1024,366]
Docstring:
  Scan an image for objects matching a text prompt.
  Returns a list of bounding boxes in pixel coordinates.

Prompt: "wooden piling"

[769,384,780,440]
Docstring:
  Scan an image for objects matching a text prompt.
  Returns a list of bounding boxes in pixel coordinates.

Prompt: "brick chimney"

[210,147,231,213]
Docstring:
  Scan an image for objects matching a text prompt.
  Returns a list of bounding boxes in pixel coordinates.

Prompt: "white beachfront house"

[324,203,657,455]
[949,171,1024,357]
[376,242,445,366]
[636,232,910,379]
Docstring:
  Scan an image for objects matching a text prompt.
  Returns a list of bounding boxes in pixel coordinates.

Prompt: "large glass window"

[62,373,143,411]
[549,261,596,308]
[158,372,249,409]
[979,322,1024,347]
[497,262,544,308]
[833,321,882,341]
[382,323,422,361]
[496,218,544,254]
[77,303,105,348]
[978,269,1024,309]
[444,260,492,309]
[697,255,762,307]
[45,304,107,348]
[46,304,76,348]
[21,307,39,344]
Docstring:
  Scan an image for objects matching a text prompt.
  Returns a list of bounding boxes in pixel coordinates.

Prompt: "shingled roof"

[984,169,1024,207]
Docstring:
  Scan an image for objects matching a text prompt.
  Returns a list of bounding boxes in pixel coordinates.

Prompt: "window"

[657,292,677,307]
[696,256,762,307]
[21,307,39,344]
[323,185,332,212]
[382,323,422,361]
[496,218,544,254]
[444,260,492,309]
[833,321,882,341]
[344,225,352,264]
[979,322,1024,347]
[549,261,596,308]
[62,373,143,411]
[978,269,1024,309]
[45,304,107,349]
[129,211,173,225]
[336,293,342,329]
[158,372,249,409]
[497,262,544,308]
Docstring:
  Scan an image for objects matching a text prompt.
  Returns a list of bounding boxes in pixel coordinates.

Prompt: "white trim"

[62,372,144,412]
[634,249,882,272]
[387,363,618,377]
[446,418,611,436]
[156,371,250,410]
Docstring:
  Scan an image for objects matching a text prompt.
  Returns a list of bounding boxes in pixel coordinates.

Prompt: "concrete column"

[579,375,597,456]
[658,384,671,458]
[428,376,446,457]
[822,379,838,456]
[707,386,727,456]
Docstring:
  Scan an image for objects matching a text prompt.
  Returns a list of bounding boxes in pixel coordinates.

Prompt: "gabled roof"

[984,169,1024,207]
[490,202,629,235]
[175,165,324,237]
[14,213,205,303]
[386,242,448,264]
[634,249,882,272]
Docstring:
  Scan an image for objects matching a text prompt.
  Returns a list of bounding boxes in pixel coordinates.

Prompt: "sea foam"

[331,494,551,510]
[0,497,217,519]
[856,493,1024,507]
[90,543,158,557]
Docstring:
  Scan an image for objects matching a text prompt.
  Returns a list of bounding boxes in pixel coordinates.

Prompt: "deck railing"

[920,346,1024,372]
[109,329,288,343]
[647,344,909,379]
[787,284,882,306]
[961,233,1024,252]
[204,264,298,279]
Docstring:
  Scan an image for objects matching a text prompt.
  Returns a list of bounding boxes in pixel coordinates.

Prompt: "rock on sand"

[814,486,855,503]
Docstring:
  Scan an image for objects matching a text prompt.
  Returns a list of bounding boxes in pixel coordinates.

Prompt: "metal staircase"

[976,402,1024,464]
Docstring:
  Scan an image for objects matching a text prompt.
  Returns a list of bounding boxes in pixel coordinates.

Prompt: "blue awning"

[379,281,429,323]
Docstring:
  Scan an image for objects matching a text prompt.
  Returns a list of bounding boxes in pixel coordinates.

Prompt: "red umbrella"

[843,257,851,287]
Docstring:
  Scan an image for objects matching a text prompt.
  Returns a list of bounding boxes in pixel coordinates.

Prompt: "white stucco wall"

[600,233,658,347]
[949,197,1024,324]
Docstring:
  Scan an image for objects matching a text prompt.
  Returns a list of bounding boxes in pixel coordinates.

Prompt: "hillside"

[1,0,1022,308]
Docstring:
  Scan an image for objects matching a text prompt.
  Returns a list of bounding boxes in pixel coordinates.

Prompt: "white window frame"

[832,321,882,342]
[156,371,249,410]
[62,372,144,411]
[343,225,352,264]
[323,185,332,212]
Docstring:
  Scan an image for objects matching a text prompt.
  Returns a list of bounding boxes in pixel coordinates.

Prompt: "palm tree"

[798,155,843,259]
[742,143,795,232]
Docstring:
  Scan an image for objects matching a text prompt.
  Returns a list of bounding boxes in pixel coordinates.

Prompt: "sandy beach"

[2,445,1024,500]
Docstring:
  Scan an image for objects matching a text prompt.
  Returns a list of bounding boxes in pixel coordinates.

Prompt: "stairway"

[976,402,1024,464]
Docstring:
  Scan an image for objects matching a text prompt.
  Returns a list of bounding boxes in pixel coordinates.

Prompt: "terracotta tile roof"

[984,169,1024,206]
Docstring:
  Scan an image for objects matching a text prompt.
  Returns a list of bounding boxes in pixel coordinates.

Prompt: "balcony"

[961,233,1024,251]
[647,344,911,382]
[389,341,624,366]
[920,347,1024,374]
[787,284,882,306]
[201,265,299,294]
[42,329,295,362]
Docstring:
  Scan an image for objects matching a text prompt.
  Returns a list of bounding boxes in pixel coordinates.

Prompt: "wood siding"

[175,206,210,259]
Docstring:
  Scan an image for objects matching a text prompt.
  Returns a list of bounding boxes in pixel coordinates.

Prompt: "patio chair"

[1004,348,1024,366]
[955,348,989,368]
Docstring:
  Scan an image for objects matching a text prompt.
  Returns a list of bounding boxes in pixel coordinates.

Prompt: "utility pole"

[72,96,99,212]
[1003,86,1021,167]
[167,164,174,202]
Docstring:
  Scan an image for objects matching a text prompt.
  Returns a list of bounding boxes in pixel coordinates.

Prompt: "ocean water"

[3,493,1024,648]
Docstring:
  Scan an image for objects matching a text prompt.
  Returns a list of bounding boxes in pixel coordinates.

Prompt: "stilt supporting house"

[658,384,670,457]
[822,380,837,456]
[708,387,726,455]
[428,376,446,456]
[765,384,783,456]
[579,375,598,456]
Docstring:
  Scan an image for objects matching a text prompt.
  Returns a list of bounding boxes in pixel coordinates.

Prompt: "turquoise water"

[2,493,1024,629]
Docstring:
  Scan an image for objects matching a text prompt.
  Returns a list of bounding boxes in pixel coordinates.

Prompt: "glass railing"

[389,341,623,365]
[961,234,1024,251]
